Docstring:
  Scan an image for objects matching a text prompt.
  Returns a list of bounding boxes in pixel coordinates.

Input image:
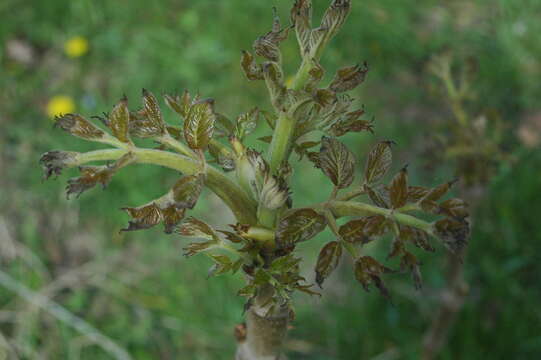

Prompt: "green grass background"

[1,0,540,359]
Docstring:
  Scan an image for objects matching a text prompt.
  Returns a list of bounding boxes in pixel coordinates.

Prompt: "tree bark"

[236,286,289,360]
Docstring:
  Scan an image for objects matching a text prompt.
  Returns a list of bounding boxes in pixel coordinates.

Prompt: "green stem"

[326,200,434,235]
[323,209,358,258]
[75,148,257,224]
[267,59,313,174]
[157,133,196,157]
[337,187,366,201]
[260,59,313,229]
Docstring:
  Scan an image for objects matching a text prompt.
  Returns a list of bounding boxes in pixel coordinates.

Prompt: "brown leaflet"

[310,0,351,57]
[354,255,394,298]
[171,174,205,209]
[177,216,219,241]
[434,218,470,254]
[253,7,290,63]
[121,203,163,232]
[40,151,78,179]
[161,205,187,234]
[240,50,264,81]
[364,141,394,185]
[366,186,389,208]
[184,98,216,150]
[400,251,423,290]
[407,186,430,203]
[66,152,135,199]
[109,96,131,143]
[54,114,105,140]
[315,241,342,287]
[439,198,469,219]
[390,165,409,209]
[329,108,373,137]
[275,208,326,249]
[319,136,356,189]
[291,0,312,56]
[329,62,369,93]
[262,62,287,110]
[400,226,435,253]
[142,89,166,136]
[164,90,193,119]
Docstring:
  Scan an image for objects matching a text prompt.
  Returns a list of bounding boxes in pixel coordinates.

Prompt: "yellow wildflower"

[46,95,75,118]
[64,36,89,58]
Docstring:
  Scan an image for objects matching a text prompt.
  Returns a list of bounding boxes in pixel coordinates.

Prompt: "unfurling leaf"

[329,108,373,137]
[262,62,287,110]
[40,151,78,179]
[418,179,458,211]
[390,165,408,209]
[253,7,290,63]
[109,96,131,143]
[400,251,423,290]
[260,174,290,210]
[291,0,312,56]
[121,173,202,234]
[121,197,186,234]
[275,208,326,248]
[122,203,163,232]
[310,0,351,58]
[208,254,235,277]
[241,50,264,81]
[54,114,105,140]
[315,241,342,287]
[439,198,469,219]
[208,142,236,172]
[184,98,216,150]
[177,217,220,241]
[128,110,164,139]
[164,90,192,119]
[434,218,470,254]
[141,89,166,136]
[236,107,260,139]
[319,136,355,189]
[339,215,387,244]
[364,140,394,185]
[161,205,187,234]
[217,230,245,244]
[313,89,337,108]
[172,174,204,209]
[354,256,394,298]
[183,239,215,257]
[329,62,369,93]
[400,226,435,253]
[66,152,135,199]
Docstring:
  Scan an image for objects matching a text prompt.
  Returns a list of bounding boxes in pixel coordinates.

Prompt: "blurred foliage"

[1,0,540,359]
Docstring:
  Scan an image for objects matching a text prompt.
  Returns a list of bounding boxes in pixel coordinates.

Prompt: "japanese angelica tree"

[40,1,470,359]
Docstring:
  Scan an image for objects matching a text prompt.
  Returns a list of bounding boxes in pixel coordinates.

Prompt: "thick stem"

[260,60,313,228]
[74,148,257,224]
[236,286,289,360]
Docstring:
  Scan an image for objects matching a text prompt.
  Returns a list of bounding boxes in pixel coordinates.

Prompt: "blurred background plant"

[1,0,540,359]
